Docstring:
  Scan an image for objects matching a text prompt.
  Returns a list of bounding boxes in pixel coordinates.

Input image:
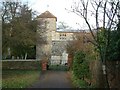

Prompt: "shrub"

[72,51,89,80]
[71,72,88,88]
[72,51,92,88]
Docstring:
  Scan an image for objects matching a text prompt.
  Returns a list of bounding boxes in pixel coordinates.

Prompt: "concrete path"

[30,71,74,88]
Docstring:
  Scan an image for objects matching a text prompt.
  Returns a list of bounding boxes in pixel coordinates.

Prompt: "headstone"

[12,56,14,59]
[17,56,19,59]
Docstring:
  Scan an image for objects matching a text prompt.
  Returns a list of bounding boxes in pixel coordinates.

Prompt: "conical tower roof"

[38,11,57,21]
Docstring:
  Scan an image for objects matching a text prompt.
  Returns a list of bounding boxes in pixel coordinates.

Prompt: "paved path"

[30,71,74,88]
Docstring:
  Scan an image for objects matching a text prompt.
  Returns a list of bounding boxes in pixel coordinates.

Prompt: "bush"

[71,72,88,88]
[72,51,89,79]
[72,51,92,88]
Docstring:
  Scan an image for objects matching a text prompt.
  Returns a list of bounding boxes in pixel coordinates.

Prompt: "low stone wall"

[2,60,41,70]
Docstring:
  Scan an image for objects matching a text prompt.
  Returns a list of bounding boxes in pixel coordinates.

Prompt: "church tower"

[36,11,57,60]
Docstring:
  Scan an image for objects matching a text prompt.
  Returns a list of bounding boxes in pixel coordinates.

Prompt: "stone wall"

[2,60,41,70]
[52,31,74,41]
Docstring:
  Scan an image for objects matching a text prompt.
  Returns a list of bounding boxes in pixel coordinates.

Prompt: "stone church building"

[36,11,86,65]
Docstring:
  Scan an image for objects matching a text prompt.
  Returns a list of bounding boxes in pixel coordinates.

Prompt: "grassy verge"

[2,70,40,88]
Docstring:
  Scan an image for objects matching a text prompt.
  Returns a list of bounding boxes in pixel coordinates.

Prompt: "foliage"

[1,1,37,59]
[96,21,120,61]
[2,70,40,88]
[107,20,120,61]
[70,0,120,88]
[57,21,72,30]
[72,51,89,80]
[66,33,96,87]
[71,72,88,88]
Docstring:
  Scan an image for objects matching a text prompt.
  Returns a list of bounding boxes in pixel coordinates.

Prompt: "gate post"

[41,60,48,71]
[68,54,73,69]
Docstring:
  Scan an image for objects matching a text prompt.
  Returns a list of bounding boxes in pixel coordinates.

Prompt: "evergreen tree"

[2,1,37,59]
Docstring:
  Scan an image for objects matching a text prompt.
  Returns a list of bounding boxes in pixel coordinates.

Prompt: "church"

[36,11,86,65]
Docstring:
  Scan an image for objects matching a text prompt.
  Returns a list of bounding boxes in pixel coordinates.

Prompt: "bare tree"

[57,21,71,29]
[70,0,119,88]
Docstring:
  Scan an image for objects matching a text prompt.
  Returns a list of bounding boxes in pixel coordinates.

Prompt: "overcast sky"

[22,0,86,30]
[3,0,119,30]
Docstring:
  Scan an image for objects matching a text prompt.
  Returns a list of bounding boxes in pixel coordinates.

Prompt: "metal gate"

[48,60,69,71]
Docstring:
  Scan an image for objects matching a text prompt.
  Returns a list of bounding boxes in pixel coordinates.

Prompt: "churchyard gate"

[48,59,69,71]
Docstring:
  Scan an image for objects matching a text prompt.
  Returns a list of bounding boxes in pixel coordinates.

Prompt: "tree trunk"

[102,64,110,88]
[116,61,119,88]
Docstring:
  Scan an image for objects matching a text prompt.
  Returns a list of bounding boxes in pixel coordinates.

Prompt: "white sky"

[3,0,118,30]
[22,0,86,29]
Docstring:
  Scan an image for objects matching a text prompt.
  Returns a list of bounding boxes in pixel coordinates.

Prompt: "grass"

[2,69,40,88]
